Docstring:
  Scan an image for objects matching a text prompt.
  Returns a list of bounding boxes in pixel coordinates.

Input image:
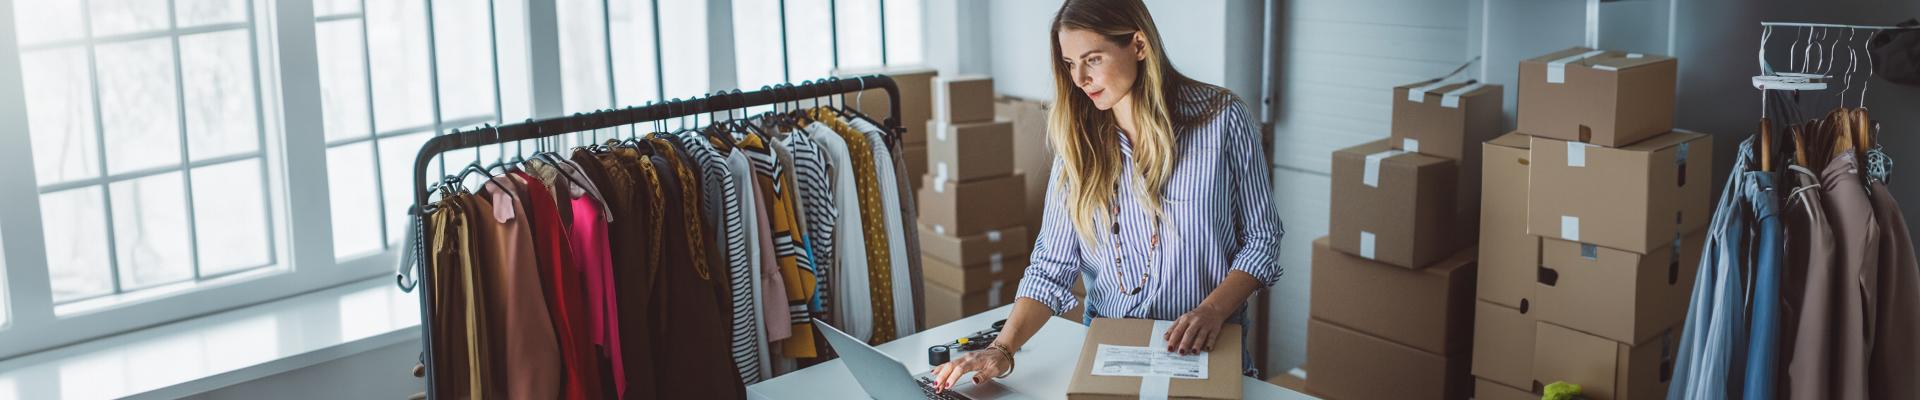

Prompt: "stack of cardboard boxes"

[1306,78,1504,399]
[1472,48,1710,400]
[834,65,937,190]
[917,75,1030,326]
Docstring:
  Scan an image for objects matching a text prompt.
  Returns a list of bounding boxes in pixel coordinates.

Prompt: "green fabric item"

[1542,381,1583,400]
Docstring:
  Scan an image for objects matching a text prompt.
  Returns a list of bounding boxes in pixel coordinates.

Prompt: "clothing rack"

[404,75,904,400]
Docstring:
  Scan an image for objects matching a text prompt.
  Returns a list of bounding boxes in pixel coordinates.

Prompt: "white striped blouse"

[1015,83,1285,324]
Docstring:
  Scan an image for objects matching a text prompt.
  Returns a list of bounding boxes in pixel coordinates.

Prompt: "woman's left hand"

[1164,302,1230,355]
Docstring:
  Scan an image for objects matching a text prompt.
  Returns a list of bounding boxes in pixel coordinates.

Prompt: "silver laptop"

[813,320,1029,400]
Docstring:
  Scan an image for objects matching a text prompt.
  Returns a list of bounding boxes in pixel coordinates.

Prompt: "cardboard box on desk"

[1532,321,1677,400]
[918,173,1028,237]
[928,119,1015,182]
[919,224,1029,267]
[1391,80,1504,224]
[1517,47,1677,147]
[923,254,1026,294]
[924,278,1018,327]
[1472,300,1536,391]
[936,75,996,123]
[1527,131,1712,255]
[1306,318,1469,400]
[1310,237,1477,356]
[1330,139,1461,269]
[1535,229,1705,345]
[836,65,937,144]
[1069,318,1242,400]
[1479,133,1539,309]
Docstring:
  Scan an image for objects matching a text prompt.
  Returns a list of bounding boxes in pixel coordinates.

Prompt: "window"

[14,0,275,305]
[732,0,924,89]
[316,0,511,260]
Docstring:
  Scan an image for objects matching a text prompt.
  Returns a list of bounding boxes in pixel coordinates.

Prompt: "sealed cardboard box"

[1265,369,1308,394]
[1069,318,1242,400]
[1472,300,1536,390]
[919,224,1030,267]
[923,254,1026,294]
[927,119,1015,182]
[1476,378,1537,400]
[1391,80,1504,225]
[936,75,996,123]
[1310,237,1477,356]
[1330,139,1461,269]
[919,172,1027,237]
[1527,131,1712,255]
[1535,229,1704,344]
[1306,318,1469,400]
[1479,133,1538,308]
[835,65,936,144]
[904,142,928,191]
[1517,47,1677,147]
[1532,321,1676,400]
[924,278,1017,327]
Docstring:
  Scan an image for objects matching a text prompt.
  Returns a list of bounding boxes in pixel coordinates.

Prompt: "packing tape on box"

[1142,320,1177,400]
[1567,141,1590,167]
[933,169,950,193]
[1363,150,1404,188]
[1594,53,1649,71]
[1547,50,1608,83]
[1440,82,1487,108]
[1359,231,1378,259]
[988,280,1006,307]
[936,120,950,141]
[1406,79,1460,103]
[935,224,947,236]
[990,253,1004,273]
[986,230,1002,242]
[1401,138,1421,153]
[1561,216,1581,241]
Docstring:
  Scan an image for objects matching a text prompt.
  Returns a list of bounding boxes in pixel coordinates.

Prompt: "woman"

[930,0,1283,392]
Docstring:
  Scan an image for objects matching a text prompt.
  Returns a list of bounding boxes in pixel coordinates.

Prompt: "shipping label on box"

[1330,139,1462,269]
[927,119,1016,182]
[1306,318,1470,400]
[918,172,1027,237]
[1517,47,1677,147]
[1535,229,1704,344]
[1069,318,1242,400]
[936,75,996,124]
[1473,300,1536,390]
[1480,132,1538,309]
[1527,131,1712,254]
[919,223,1030,267]
[1532,321,1676,400]
[1310,237,1477,356]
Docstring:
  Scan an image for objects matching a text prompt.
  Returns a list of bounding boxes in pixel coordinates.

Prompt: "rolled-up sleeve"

[1220,101,1285,287]
[1016,158,1084,315]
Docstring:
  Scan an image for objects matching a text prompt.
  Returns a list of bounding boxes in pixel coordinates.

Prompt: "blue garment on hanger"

[1670,138,1757,400]
[1742,171,1783,400]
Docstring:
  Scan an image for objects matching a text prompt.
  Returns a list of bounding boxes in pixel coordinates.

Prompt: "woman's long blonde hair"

[1048,0,1199,245]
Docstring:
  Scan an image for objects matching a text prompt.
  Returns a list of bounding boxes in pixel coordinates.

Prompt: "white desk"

[748,305,1317,399]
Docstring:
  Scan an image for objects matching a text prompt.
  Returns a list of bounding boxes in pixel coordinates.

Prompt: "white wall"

[980,0,1264,108]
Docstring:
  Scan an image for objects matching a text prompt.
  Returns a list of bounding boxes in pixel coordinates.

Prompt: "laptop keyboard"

[916,377,972,400]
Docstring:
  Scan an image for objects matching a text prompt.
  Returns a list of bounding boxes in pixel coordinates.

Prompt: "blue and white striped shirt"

[1016,84,1285,324]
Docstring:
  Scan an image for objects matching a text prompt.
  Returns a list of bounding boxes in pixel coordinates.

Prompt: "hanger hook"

[1862,30,1877,108]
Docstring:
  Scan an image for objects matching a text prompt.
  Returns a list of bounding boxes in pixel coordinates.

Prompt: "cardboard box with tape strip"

[1527,131,1712,255]
[1531,321,1677,400]
[1306,318,1470,400]
[919,224,1030,267]
[936,75,996,124]
[923,254,1025,294]
[1330,139,1461,269]
[1069,318,1242,400]
[1309,237,1476,356]
[1479,132,1538,309]
[1534,229,1705,345]
[1517,47,1677,147]
[1391,79,1504,228]
[1472,300,1536,391]
[835,65,936,144]
[918,172,1028,237]
[924,276,1018,327]
[926,119,1015,182]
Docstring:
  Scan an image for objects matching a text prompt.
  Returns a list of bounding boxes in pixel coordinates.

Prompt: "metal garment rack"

[406,75,904,400]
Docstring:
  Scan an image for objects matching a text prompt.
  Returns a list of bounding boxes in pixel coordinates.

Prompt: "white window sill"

[0,277,422,400]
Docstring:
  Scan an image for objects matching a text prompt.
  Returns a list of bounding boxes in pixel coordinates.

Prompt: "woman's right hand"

[928,345,1013,392]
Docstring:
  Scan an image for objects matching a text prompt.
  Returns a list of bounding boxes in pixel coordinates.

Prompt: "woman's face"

[1058,28,1144,111]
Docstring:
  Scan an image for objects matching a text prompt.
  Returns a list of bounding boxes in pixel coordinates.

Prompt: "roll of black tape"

[928,345,951,366]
